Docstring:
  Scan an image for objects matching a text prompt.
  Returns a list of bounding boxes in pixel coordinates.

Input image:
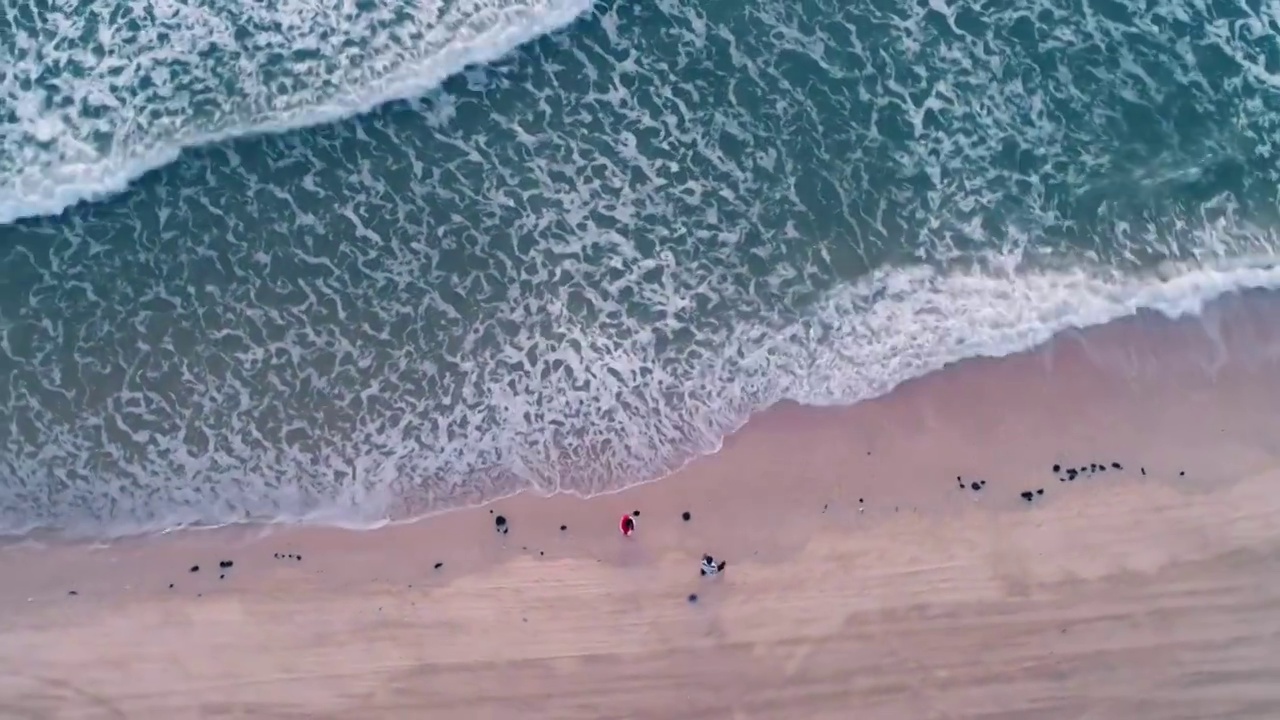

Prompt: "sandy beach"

[4,290,1280,719]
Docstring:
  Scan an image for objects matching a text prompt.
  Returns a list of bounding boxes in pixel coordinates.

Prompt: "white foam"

[0,0,592,225]
[777,256,1280,407]
[549,254,1280,504]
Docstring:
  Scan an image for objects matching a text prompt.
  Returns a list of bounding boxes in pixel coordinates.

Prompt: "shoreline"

[5,283,1280,571]
[3,287,1280,716]
[7,282,1280,545]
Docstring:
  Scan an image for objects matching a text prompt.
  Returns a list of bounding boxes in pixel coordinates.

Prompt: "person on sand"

[700,554,727,576]
[619,514,636,537]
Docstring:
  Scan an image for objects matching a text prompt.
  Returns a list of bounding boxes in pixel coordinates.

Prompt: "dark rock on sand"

[219,560,233,569]
[1111,462,1122,470]
[1036,489,1044,495]
[688,593,698,603]
[1020,491,1035,501]
[1052,464,1061,473]
[632,510,640,517]
[970,481,981,491]
[434,562,443,570]
[560,525,567,531]
[189,565,199,573]
[682,511,691,521]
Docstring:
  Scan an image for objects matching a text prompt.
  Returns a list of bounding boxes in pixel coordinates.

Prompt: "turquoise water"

[2,0,1280,536]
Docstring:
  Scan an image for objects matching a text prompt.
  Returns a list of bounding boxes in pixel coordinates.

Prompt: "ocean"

[2,0,1279,537]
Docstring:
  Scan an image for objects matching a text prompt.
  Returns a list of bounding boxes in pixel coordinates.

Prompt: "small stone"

[295,555,302,561]
[970,481,981,491]
[1111,462,1122,470]
[434,562,443,570]
[168,584,174,589]
[1141,467,1147,475]
[560,525,567,531]
[68,591,78,596]
[1020,491,1035,501]
[1036,489,1044,495]
[632,510,640,517]
[1052,464,1061,473]
[219,574,225,580]
[219,560,233,569]
[682,511,691,521]
[189,565,199,573]
[688,593,698,603]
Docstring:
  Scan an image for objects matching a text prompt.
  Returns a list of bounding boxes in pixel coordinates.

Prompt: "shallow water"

[2,0,1280,535]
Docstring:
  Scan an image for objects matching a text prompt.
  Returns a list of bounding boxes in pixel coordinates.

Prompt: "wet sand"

[3,291,1280,718]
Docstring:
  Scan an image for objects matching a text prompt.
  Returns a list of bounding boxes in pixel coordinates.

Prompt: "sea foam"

[0,0,591,225]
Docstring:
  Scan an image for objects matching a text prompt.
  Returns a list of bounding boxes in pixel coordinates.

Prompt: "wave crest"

[0,0,591,225]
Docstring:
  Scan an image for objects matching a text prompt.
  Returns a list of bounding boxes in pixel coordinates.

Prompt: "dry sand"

[3,291,1280,719]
